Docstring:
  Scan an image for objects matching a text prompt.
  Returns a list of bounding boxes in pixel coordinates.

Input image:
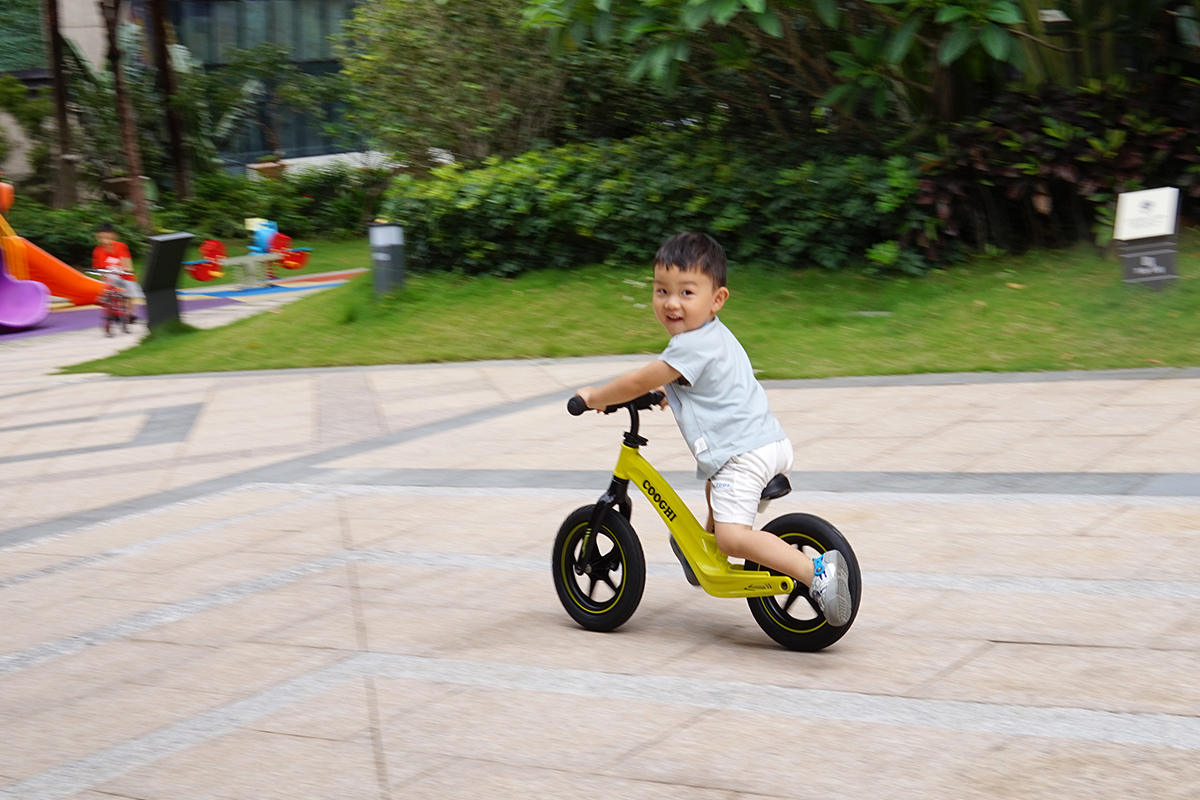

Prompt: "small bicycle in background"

[552,391,862,651]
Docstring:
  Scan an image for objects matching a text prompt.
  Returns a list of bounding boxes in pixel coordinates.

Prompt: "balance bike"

[553,391,862,651]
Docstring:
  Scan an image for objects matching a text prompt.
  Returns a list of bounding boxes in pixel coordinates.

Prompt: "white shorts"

[121,277,144,301]
[709,438,794,527]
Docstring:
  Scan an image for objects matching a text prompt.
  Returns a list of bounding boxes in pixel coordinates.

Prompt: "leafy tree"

[340,0,573,167]
[146,0,189,197]
[42,0,77,206]
[833,0,1200,121]
[0,75,51,189]
[524,0,1200,135]
[525,0,857,136]
[98,0,151,231]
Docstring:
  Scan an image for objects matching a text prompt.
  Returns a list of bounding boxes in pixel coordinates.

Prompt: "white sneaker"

[809,550,852,626]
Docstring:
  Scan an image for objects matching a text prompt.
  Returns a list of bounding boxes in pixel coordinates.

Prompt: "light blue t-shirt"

[660,317,787,479]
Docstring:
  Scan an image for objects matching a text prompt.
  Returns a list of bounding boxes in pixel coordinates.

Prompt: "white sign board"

[1113,187,1179,241]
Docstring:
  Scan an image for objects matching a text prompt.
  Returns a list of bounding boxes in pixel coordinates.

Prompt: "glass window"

[213,0,241,64]
[178,1,212,63]
[271,0,295,56]
[297,0,325,61]
[326,0,350,46]
[244,0,270,49]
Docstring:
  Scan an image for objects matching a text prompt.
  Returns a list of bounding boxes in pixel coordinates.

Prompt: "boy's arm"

[577,360,680,411]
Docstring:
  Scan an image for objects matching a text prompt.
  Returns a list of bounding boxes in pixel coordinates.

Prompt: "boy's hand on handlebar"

[575,386,601,412]
[569,387,667,416]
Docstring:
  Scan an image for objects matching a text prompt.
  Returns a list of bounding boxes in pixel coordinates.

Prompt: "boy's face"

[96,231,115,247]
[652,265,728,337]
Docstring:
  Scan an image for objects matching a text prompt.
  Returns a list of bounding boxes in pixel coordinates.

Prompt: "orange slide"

[20,237,106,306]
[0,182,106,306]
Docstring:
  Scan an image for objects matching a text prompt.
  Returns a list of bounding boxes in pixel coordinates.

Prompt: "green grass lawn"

[70,233,1200,377]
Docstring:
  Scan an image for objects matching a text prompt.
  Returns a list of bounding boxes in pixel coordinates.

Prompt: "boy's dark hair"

[653,232,727,288]
[96,222,115,233]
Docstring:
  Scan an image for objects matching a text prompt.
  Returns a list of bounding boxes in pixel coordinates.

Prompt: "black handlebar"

[567,395,590,416]
[568,391,665,416]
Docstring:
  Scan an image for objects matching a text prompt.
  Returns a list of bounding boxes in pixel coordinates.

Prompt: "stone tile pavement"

[2,298,1199,799]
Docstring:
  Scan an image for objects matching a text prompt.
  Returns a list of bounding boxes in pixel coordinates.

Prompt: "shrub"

[157,165,392,240]
[918,79,1200,253]
[382,132,934,276]
[6,200,142,267]
[156,170,260,239]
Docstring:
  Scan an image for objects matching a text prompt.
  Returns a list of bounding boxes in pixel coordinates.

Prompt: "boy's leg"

[707,442,853,625]
[712,519,851,625]
[711,520,814,585]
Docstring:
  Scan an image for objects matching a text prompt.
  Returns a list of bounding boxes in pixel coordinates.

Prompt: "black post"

[140,232,194,331]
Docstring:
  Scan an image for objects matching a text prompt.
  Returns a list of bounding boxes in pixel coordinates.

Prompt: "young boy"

[576,232,852,625]
[92,223,142,322]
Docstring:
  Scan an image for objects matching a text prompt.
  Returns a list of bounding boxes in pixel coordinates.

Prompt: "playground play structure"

[184,218,309,286]
[0,182,106,329]
[0,180,312,331]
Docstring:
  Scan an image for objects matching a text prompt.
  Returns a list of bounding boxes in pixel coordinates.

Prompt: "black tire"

[744,513,862,651]
[552,504,646,632]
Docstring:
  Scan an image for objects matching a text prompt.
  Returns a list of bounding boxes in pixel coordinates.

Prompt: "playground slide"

[21,237,107,306]
[0,244,50,329]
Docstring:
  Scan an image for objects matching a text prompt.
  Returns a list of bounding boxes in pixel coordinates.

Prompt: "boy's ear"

[712,285,729,312]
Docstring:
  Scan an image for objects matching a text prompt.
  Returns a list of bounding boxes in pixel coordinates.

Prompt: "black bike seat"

[760,474,791,501]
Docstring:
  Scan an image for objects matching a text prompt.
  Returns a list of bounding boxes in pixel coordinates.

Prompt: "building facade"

[0,0,356,176]
[168,0,356,162]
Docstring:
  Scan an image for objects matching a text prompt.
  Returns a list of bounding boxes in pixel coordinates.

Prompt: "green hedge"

[157,165,392,241]
[6,201,142,269]
[381,132,934,276]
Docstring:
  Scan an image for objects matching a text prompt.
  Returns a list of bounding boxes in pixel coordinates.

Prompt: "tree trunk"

[99,0,152,232]
[146,0,189,198]
[42,0,77,207]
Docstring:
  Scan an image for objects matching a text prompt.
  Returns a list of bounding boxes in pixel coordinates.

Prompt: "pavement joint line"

[6,477,1195,589]
[249,479,1200,506]
[5,547,1200,679]
[298,467,1200,497]
[363,653,1200,750]
[0,554,348,677]
[0,402,204,467]
[0,654,365,800]
[0,481,330,554]
[4,368,1198,549]
[5,649,1200,800]
[0,491,337,589]
[0,382,580,550]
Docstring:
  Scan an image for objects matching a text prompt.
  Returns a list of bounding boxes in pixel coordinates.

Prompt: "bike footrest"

[668,535,701,587]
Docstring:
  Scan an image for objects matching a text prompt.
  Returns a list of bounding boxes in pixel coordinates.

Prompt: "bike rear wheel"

[744,513,862,651]
[552,504,645,632]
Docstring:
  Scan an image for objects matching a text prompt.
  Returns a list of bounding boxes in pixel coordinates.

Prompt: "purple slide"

[0,244,50,330]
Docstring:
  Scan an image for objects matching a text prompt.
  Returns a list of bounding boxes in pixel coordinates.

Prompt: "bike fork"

[577,476,632,569]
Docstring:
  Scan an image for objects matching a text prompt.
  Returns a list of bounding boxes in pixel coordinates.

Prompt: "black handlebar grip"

[567,395,589,416]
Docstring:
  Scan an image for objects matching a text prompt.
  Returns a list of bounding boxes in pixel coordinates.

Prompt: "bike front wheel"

[744,513,862,651]
[552,504,645,632]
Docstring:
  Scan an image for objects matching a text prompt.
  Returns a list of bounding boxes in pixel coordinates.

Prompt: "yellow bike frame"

[612,443,794,598]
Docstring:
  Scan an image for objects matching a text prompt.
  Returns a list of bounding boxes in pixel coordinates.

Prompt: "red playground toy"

[184,219,310,286]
